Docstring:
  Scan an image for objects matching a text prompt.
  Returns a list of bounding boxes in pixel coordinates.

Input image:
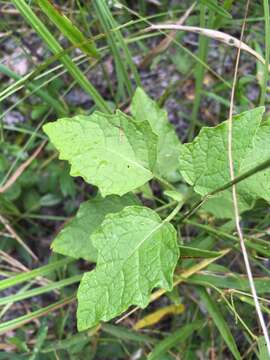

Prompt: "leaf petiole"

[164,201,183,223]
[154,174,176,191]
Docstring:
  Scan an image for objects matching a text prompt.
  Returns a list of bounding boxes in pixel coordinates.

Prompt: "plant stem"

[179,156,270,222]
[156,201,177,213]
[227,0,270,353]
[164,202,183,223]
[154,174,176,191]
[260,0,270,105]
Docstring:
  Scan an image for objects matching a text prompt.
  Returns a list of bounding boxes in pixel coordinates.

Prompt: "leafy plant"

[2,2,270,358]
[43,87,270,337]
[180,106,270,217]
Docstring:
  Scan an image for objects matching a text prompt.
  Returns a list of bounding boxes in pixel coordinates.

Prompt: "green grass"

[12,0,110,113]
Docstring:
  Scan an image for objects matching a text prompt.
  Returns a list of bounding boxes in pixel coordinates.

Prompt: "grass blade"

[0,64,67,116]
[12,0,110,113]
[196,286,242,360]
[147,320,204,360]
[93,0,140,99]
[0,258,74,291]
[258,336,270,360]
[40,332,91,353]
[188,4,214,140]
[179,245,221,258]
[0,274,82,306]
[102,323,155,344]
[200,0,232,18]
[29,319,48,360]
[0,295,75,334]
[188,273,270,294]
[116,249,230,323]
[38,0,99,58]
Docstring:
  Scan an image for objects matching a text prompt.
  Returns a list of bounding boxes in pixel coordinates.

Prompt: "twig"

[148,24,269,70]
[179,157,270,222]
[0,215,38,261]
[139,2,196,68]
[0,140,46,193]
[0,249,29,272]
[227,0,270,354]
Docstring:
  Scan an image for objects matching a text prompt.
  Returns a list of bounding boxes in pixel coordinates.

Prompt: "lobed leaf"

[77,206,179,331]
[179,107,270,217]
[43,111,157,197]
[52,193,139,262]
[131,87,182,182]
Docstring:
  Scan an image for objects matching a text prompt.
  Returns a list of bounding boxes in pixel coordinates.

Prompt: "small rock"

[4,111,24,125]
[3,48,29,76]
[65,89,90,106]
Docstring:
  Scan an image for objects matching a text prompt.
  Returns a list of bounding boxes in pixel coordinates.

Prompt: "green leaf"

[258,336,269,360]
[196,287,241,360]
[179,107,270,217]
[77,206,179,331]
[38,0,99,58]
[52,193,139,262]
[131,87,182,182]
[43,110,157,197]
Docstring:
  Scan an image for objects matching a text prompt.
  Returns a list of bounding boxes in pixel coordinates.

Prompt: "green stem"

[210,157,270,196]
[154,174,176,191]
[180,157,270,222]
[260,0,270,105]
[156,201,177,213]
[164,202,183,223]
